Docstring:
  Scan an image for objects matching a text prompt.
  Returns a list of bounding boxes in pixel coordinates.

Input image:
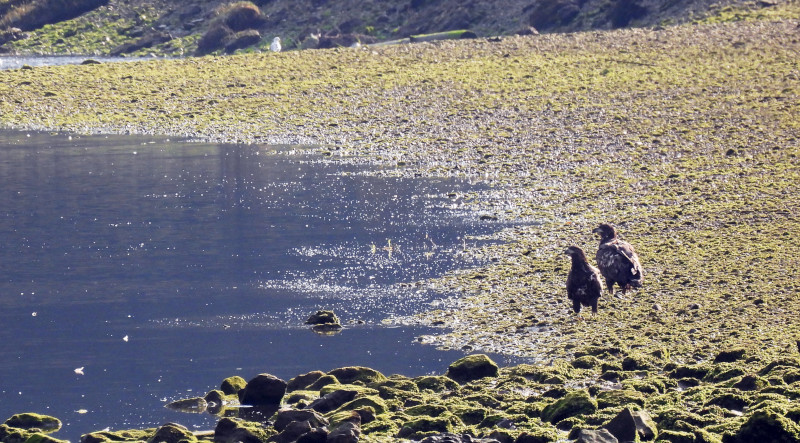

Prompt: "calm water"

[0,55,164,70]
[0,131,505,439]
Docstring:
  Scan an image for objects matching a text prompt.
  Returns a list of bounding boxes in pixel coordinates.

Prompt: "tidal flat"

[1,8,800,442]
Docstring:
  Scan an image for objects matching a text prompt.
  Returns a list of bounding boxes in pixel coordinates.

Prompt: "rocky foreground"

[3,351,800,442]
[1,4,800,443]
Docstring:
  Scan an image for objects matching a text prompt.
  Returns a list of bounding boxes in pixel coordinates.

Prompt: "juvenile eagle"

[593,223,643,295]
[565,246,603,315]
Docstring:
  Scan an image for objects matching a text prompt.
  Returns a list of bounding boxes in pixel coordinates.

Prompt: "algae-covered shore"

[1,6,800,443]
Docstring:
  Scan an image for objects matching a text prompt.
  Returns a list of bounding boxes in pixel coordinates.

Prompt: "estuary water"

[0,131,504,439]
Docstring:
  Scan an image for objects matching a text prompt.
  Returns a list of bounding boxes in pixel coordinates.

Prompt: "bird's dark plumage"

[593,223,643,295]
[565,246,603,315]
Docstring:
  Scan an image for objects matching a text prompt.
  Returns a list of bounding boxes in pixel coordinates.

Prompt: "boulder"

[4,413,61,432]
[328,366,387,385]
[732,374,768,391]
[603,408,657,441]
[273,409,328,432]
[397,415,456,440]
[306,389,357,413]
[147,423,196,443]
[110,30,172,56]
[224,29,262,54]
[221,2,265,31]
[239,373,287,406]
[268,419,311,443]
[723,410,800,442]
[541,390,598,424]
[445,354,499,384]
[287,371,326,392]
[196,23,233,55]
[221,375,248,395]
[514,429,560,443]
[414,375,461,392]
[327,412,361,443]
[572,428,619,443]
[214,417,275,443]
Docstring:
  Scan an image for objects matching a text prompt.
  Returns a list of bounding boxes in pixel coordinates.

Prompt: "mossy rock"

[308,374,339,391]
[596,389,646,409]
[319,383,379,397]
[405,404,449,417]
[147,423,196,443]
[656,429,697,443]
[705,392,750,411]
[414,375,460,392]
[758,358,800,377]
[396,413,462,440]
[80,429,155,443]
[329,395,389,416]
[287,371,326,392]
[654,408,716,430]
[622,352,657,371]
[572,355,601,369]
[722,409,800,442]
[361,418,399,436]
[18,433,69,443]
[540,390,598,424]
[4,414,61,433]
[327,366,387,385]
[514,428,560,443]
[669,364,711,380]
[305,310,340,326]
[731,374,768,391]
[446,354,499,384]
[704,364,746,383]
[283,389,319,408]
[448,405,487,425]
[714,349,747,363]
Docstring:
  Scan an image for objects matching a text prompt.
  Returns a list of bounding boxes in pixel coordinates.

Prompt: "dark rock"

[305,310,340,325]
[221,375,248,395]
[214,417,274,443]
[327,412,361,443]
[110,30,172,56]
[714,349,747,363]
[317,34,375,49]
[540,390,597,424]
[273,409,329,432]
[268,420,311,443]
[224,29,262,53]
[414,375,461,392]
[80,59,102,65]
[732,374,767,391]
[308,374,339,390]
[603,407,657,442]
[239,373,287,406]
[420,433,504,442]
[328,366,387,385]
[446,354,499,384]
[722,410,800,442]
[287,371,326,392]
[222,2,265,31]
[148,423,196,443]
[4,413,61,432]
[515,430,558,443]
[197,23,233,55]
[307,389,358,413]
[572,428,619,443]
[526,0,582,31]
[609,0,648,28]
[296,428,328,443]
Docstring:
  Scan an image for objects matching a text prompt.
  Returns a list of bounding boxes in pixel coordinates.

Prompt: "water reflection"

[0,131,503,438]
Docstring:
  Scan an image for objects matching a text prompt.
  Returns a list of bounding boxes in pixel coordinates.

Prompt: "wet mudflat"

[0,130,509,438]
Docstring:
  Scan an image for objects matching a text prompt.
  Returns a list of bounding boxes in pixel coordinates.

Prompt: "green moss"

[540,390,597,424]
[327,366,387,385]
[414,375,460,392]
[3,414,61,433]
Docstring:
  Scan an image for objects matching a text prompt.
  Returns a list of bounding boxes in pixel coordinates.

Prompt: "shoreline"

[1,14,800,442]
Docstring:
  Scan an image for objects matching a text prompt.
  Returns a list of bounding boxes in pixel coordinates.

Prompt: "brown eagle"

[593,223,643,295]
[565,246,603,315]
